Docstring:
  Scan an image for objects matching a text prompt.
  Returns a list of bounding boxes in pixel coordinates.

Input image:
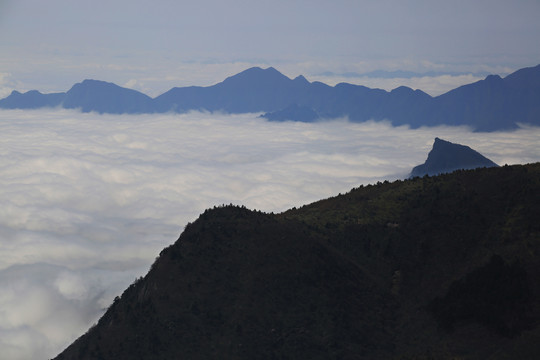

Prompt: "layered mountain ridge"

[53,162,540,359]
[2,64,540,131]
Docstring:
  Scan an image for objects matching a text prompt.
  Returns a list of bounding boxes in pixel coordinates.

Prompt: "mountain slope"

[427,64,540,131]
[54,163,540,359]
[55,207,398,359]
[153,67,315,113]
[63,79,154,114]
[410,137,499,177]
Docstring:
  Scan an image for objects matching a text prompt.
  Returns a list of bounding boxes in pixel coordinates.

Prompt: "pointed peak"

[432,137,455,147]
[293,75,309,83]
[434,137,445,143]
[221,66,291,85]
[391,85,413,93]
[410,138,498,177]
[484,74,502,82]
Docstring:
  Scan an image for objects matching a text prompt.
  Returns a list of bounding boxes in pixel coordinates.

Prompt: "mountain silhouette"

[53,163,540,359]
[410,137,499,177]
[0,89,64,109]
[153,67,313,113]
[2,64,540,131]
[426,67,540,131]
[63,79,154,114]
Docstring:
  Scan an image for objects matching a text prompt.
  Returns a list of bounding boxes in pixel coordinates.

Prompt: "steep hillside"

[54,163,540,359]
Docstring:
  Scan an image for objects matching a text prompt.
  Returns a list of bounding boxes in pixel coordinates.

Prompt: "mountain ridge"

[2,64,540,131]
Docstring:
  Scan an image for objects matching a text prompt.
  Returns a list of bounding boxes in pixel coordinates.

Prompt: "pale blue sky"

[1,0,539,96]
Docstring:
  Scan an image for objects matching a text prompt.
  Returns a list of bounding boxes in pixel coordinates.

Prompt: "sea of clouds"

[1,109,539,359]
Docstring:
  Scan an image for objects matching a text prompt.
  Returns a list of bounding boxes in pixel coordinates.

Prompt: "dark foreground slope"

[54,163,540,359]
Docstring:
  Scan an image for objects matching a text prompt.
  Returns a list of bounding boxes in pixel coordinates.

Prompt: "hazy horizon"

[0,64,531,100]
[0,63,527,98]
[1,1,540,98]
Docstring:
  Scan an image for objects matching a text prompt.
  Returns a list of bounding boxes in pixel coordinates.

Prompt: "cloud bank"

[0,109,539,359]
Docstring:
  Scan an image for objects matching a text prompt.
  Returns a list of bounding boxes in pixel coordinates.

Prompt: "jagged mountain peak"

[293,74,309,83]
[220,66,292,86]
[410,137,499,177]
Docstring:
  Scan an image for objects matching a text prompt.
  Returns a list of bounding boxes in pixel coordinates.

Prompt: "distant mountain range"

[2,64,540,131]
[410,138,499,177]
[53,163,540,359]
[318,69,492,79]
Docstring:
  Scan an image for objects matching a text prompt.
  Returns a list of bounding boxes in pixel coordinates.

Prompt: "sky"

[1,1,540,359]
[1,0,540,98]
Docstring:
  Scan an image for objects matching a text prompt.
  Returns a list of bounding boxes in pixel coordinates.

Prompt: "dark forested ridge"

[54,163,540,359]
[2,64,540,131]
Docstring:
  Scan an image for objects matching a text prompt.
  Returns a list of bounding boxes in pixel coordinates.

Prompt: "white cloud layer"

[0,109,539,359]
